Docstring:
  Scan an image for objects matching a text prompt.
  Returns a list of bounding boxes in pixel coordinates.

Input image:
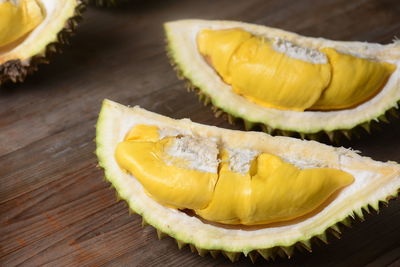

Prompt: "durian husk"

[96,99,400,262]
[0,1,86,86]
[164,20,400,143]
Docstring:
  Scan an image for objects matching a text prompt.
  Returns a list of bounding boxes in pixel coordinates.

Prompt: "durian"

[96,99,400,262]
[0,0,85,85]
[164,20,400,141]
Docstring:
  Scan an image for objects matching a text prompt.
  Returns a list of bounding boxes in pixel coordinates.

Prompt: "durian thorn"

[378,114,390,124]
[243,120,255,131]
[128,209,136,215]
[222,251,240,262]
[156,229,167,240]
[280,246,294,258]
[257,248,272,260]
[195,246,208,257]
[329,228,341,239]
[141,217,149,227]
[325,131,335,142]
[248,251,259,263]
[341,217,352,227]
[115,192,122,202]
[298,240,312,252]
[342,130,352,140]
[330,224,342,235]
[189,244,196,253]
[175,239,187,250]
[209,250,220,259]
[227,114,236,125]
[316,233,328,245]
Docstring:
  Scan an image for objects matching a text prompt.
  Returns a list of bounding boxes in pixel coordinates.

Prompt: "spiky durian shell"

[0,1,85,86]
[96,100,400,263]
[165,20,400,143]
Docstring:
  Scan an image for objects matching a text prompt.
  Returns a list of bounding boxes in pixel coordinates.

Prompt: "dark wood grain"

[1,0,400,266]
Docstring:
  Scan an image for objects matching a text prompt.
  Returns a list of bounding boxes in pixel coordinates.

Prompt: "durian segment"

[116,133,219,210]
[312,48,397,110]
[197,151,354,225]
[96,99,400,254]
[197,28,395,112]
[165,20,400,134]
[0,0,45,49]
[198,28,332,111]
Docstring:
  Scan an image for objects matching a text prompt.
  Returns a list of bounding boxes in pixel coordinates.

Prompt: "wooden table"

[1,0,400,266]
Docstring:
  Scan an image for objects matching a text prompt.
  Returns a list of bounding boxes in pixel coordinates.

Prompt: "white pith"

[165,135,219,173]
[226,148,259,174]
[0,0,79,64]
[165,20,400,133]
[96,99,400,254]
[272,38,327,64]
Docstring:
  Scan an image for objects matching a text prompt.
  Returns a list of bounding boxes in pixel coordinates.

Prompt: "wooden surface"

[1,0,400,266]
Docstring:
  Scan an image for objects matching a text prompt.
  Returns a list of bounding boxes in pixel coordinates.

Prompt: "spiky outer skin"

[166,47,400,144]
[0,3,86,86]
[106,162,399,263]
[84,0,126,7]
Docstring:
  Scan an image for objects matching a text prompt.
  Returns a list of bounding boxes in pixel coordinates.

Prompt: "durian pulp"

[197,28,396,111]
[115,124,354,225]
[0,0,45,50]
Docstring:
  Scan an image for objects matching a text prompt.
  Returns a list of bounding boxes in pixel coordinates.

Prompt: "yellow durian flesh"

[115,124,354,225]
[0,0,45,49]
[197,150,354,225]
[311,48,397,110]
[197,28,396,111]
[116,126,218,210]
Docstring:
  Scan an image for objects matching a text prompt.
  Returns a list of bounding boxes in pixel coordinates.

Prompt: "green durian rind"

[96,99,400,261]
[164,19,400,139]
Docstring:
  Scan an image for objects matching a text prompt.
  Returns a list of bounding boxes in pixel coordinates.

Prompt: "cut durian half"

[96,99,400,261]
[164,20,400,141]
[0,0,85,85]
